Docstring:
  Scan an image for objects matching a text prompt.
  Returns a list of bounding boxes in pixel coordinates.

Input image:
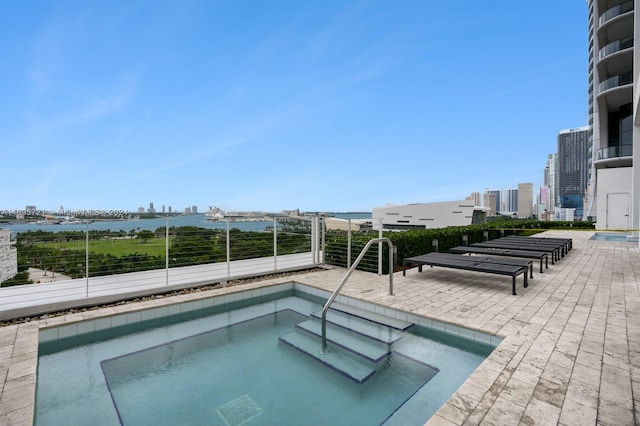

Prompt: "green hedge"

[324,221,592,274]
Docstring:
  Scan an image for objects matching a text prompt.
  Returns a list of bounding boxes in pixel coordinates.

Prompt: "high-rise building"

[484,190,501,215]
[466,192,482,207]
[544,153,558,209]
[517,183,533,218]
[483,192,497,216]
[585,1,637,230]
[557,127,590,218]
[505,189,518,213]
[538,186,551,218]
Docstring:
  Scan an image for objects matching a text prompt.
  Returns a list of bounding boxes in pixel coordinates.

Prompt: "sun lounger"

[449,246,548,273]
[501,236,572,255]
[471,240,562,262]
[402,253,529,295]
[502,235,572,248]
[427,252,534,279]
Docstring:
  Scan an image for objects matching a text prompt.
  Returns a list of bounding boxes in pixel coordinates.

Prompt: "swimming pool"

[35,283,499,425]
[590,232,638,242]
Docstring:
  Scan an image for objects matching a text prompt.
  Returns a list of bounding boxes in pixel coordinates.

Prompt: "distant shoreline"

[1,212,372,234]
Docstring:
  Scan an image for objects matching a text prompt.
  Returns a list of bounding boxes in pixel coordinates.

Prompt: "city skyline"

[4,182,537,216]
[1,2,588,212]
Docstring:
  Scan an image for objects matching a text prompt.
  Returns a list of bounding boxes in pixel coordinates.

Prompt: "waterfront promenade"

[1,230,638,424]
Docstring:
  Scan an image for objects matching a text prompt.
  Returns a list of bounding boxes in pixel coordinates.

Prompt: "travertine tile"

[500,377,537,408]
[564,378,598,409]
[597,399,634,426]
[427,414,459,426]
[481,395,526,425]
[521,397,561,425]
[570,361,601,388]
[532,378,567,409]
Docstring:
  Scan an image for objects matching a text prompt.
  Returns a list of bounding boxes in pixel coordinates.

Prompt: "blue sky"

[1,1,588,213]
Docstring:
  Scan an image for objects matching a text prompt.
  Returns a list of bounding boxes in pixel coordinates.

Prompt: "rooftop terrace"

[1,230,638,425]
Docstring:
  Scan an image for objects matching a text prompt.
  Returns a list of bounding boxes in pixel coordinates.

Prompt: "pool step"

[324,302,414,331]
[296,318,389,362]
[279,305,415,383]
[279,331,376,383]
[309,308,407,345]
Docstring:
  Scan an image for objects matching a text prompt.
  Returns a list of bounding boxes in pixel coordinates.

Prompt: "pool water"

[102,310,435,425]
[35,288,496,425]
[590,232,638,242]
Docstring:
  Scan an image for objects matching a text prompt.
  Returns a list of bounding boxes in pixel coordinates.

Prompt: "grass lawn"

[40,237,169,257]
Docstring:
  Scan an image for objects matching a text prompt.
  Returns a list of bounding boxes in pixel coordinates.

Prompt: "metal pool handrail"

[320,237,394,354]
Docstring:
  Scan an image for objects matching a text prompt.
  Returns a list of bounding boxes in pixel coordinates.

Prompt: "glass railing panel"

[596,145,633,160]
[599,0,634,25]
[599,37,634,59]
[598,71,633,93]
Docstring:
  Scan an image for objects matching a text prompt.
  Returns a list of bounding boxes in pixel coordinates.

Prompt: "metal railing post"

[273,218,278,271]
[226,220,231,278]
[321,218,325,264]
[314,216,320,264]
[347,219,352,268]
[310,217,314,263]
[85,223,89,297]
[165,219,169,286]
[315,216,320,264]
[378,225,383,275]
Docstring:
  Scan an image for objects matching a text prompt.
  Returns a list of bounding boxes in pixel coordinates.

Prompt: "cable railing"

[0,215,406,320]
[2,216,319,291]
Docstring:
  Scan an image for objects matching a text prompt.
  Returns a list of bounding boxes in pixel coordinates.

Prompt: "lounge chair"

[402,252,529,295]
[471,240,562,262]
[501,235,572,254]
[449,246,548,273]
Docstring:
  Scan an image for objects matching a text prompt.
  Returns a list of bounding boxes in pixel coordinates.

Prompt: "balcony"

[597,71,633,110]
[599,36,633,59]
[594,144,633,168]
[599,1,634,26]
[599,71,633,93]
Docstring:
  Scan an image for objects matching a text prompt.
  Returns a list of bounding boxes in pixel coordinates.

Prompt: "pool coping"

[38,282,504,351]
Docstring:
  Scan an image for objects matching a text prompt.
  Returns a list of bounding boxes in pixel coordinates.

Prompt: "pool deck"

[1,230,638,425]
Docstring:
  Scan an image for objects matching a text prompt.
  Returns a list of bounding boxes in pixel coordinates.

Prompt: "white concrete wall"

[596,167,633,229]
[372,200,476,230]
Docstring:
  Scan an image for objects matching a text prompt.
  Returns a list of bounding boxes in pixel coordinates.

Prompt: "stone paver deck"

[1,230,638,425]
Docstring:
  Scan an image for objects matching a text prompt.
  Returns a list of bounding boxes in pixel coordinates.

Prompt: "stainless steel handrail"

[320,237,394,354]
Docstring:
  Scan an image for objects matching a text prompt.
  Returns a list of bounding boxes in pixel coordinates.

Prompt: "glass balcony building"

[584,0,638,231]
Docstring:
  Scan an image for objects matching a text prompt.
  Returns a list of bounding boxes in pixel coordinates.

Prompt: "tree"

[137,230,155,243]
